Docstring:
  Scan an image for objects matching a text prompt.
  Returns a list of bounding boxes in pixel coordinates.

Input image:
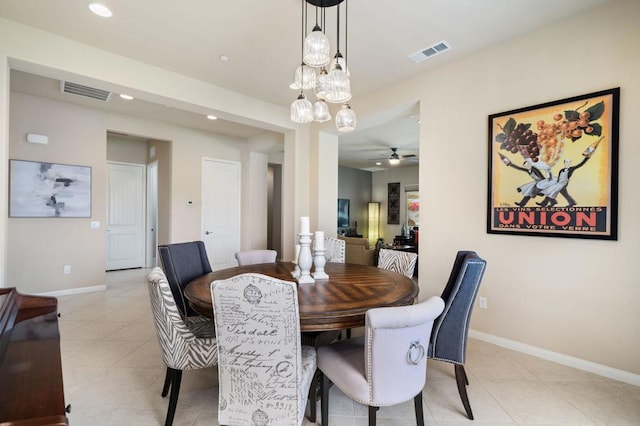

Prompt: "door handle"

[205,231,212,235]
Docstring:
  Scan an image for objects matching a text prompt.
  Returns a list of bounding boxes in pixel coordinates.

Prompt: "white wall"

[356,0,639,376]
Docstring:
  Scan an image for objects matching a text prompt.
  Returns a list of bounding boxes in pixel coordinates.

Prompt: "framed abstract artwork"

[9,159,92,218]
[487,88,619,240]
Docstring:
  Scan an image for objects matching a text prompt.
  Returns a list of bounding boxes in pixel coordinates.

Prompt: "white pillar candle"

[300,216,310,234]
[314,231,325,249]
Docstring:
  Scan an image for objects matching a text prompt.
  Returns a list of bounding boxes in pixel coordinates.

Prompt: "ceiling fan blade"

[399,154,416,159]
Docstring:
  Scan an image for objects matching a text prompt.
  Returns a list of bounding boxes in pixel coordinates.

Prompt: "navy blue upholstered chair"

[158,241,212,323]
[428,251,487,420]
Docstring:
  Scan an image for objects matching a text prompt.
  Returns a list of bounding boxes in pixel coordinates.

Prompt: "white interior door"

[106,162,145,270]
[146,161,158,267]
[202,158,240,271]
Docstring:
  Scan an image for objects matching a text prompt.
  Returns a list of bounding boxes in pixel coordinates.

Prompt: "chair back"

[158,241,212,320]
[211,273,309,425]
[146,267,217,370]
[365,296,444,406]
[377,248,418,278]
[234,249,277,266]
[429,251,487,364]
[324,237,346,263]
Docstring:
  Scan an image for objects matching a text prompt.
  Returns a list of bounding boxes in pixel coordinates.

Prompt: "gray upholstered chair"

[377,248,418,278]
[211,273,317,425]
[158,241,212,327]
[146,267,218,426]
[317,296,444,426]
[234,249,278,266]
[324,237,345,263]
[428,250,487,420]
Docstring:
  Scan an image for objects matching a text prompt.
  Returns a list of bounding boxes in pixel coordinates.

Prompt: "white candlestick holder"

[291,244,301,278]
[312,247,329,279]
[297,233,315,284]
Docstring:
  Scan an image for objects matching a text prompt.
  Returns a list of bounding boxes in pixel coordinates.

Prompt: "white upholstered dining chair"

[234,249,278,266]
[317,296,445,426]
[324,237,346,263]
[211,273,317,425]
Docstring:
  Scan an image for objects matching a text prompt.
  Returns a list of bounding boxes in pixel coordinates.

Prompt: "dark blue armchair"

[428,250,487,420]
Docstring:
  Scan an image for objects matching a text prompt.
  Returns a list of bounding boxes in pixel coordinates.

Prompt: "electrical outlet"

[479,297,487,309]
[63,265,71,274]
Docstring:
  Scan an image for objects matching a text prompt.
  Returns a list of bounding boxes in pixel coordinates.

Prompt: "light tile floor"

[57,268,640,425]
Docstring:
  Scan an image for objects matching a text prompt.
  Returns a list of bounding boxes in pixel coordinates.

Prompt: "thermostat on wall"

[26,133,48,144]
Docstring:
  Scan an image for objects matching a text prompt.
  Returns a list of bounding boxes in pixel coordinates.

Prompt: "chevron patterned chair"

[428,251,487,420]
[324,237,346,263]
[377,248,418,278]
[146,267,218,426]
[211,273,317,426]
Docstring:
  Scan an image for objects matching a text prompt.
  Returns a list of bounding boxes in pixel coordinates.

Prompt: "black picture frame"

[487,87,619,240]
[337,198,350,228]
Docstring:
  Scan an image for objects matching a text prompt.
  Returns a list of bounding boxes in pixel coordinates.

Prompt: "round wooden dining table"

[184,262,419,332]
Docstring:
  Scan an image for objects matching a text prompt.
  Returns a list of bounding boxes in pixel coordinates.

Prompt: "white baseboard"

[36,284,107,298]
[469,329,640,387]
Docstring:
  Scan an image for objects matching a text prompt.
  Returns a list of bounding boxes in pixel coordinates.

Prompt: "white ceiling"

[0,0,614,169]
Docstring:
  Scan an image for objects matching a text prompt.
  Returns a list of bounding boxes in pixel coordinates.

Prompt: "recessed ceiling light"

[119,94,133,100]
[88,3,112,18]
[376,162,382,166]
[207,115,218,120]
[219,55,229,62]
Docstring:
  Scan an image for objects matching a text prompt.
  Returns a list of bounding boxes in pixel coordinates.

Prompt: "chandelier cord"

[336,2,341,55]
[345,0,348,69]
[299,0,306,94]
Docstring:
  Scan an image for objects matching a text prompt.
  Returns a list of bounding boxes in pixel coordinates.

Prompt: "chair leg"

[454,364,474,420]
[414,392,424,426]
[321,373,329,426]
[308,370,318,423]
[161,367,172,397]
[164,368,182,426]
[368,406,379,426]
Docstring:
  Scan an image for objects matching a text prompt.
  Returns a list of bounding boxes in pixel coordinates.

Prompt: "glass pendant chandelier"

[290,0,356,132]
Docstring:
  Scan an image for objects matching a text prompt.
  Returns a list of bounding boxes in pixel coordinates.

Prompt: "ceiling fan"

[370,148,417,165]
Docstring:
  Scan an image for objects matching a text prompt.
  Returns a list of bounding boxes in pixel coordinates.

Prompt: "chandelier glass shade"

[290,0,356,132]
[291,93,314,123]
[324,64,351,103]
[303,25,331,67]
[313,99,331,122]
[335,104,357,132]
[290,64,317,90]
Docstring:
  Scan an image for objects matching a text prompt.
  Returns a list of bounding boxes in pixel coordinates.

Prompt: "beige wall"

[107,135,148,164]
[8,93,106,292]
[6,91,263,293]
[149,139,171,246]
[355,0,639,376]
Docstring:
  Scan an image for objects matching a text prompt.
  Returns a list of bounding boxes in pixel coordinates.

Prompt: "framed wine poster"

[487,87,619,240]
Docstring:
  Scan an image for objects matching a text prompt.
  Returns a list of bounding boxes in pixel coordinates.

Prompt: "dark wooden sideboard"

[0,288,69,425]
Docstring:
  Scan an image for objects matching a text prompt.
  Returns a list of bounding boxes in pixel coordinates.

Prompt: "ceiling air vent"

[60,81,112,102]
[408,40,451,63]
